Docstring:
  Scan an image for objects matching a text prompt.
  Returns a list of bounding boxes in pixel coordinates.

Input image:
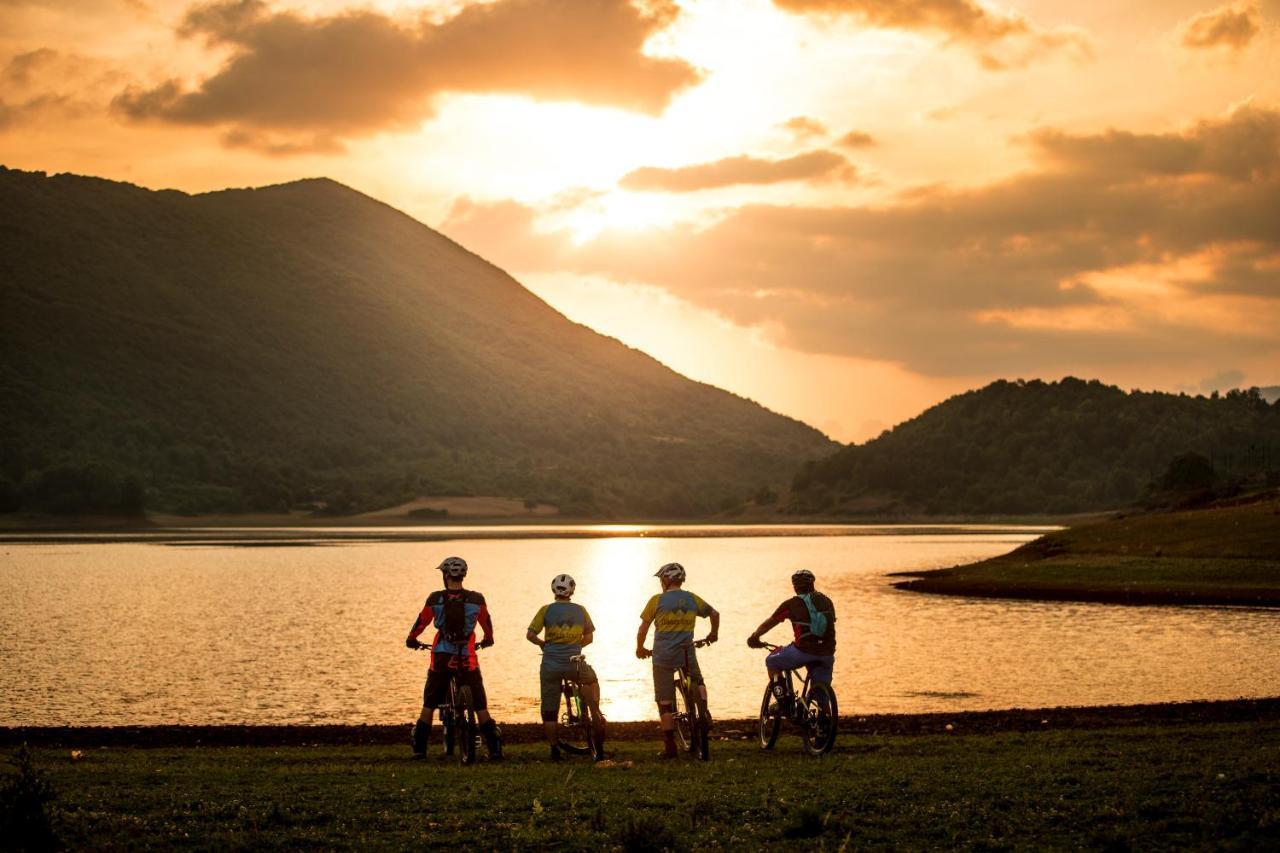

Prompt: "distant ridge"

[790,377,1280,515]
[0,166,833,516]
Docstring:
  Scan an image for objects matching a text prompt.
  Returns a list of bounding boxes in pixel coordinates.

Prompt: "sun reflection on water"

[574,536,663,724]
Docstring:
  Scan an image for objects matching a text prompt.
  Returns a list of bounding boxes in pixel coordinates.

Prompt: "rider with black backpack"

[746,569,836,683]
[405,556,503,760]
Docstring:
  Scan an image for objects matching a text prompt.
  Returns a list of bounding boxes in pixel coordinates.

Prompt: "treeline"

[790,378,1280,515]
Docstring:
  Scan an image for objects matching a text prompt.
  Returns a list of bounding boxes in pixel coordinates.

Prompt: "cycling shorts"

[423,666,488,711]
[539,662,598,723]
[652,652,702,705]
[765,643,834,683]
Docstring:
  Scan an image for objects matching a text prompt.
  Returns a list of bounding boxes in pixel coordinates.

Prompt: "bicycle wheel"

[457,686,479,766]
[758,683,781,750]
[801,682,838,756]
[672,677,694,753]
[557,683,594,756]
[440,708,456,755]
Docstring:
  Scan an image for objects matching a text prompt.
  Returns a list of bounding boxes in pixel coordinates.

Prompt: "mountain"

[0,167,833,517]
[1261,386,1280,404]
[790,378,1280,516]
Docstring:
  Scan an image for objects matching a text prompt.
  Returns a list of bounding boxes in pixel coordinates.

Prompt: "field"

[896,492,1280,606]
[4,702,1279,850]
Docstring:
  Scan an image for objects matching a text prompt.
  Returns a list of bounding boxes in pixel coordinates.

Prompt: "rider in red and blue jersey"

[406,556,503,760]
[747,569,837,683]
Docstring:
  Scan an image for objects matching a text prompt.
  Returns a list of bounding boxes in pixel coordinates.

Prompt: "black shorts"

[423,661,488,711]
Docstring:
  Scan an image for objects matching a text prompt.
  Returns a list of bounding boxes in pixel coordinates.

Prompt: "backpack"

[799,593,829,638]
[442,591,469,642]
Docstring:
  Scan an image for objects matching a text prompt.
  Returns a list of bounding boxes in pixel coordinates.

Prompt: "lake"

[2,525,1277,726]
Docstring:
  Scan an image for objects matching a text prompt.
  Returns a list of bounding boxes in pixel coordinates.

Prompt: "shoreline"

[5,696,1277,748]
[893,575,1280,608]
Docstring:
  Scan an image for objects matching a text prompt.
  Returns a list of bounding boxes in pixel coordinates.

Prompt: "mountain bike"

[416,644,485,766]
[756,643,838,756]
[673,639,712,760]
[556,654,602,759]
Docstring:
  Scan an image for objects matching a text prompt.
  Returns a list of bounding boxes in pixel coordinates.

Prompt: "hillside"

[790,378,1280,516]
[895,490,1280,606]
[0,167,833,517]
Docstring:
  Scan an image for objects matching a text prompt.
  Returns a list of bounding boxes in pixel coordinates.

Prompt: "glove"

[747,635,764,649]
[406,638,422,650]
[478,638,494,649]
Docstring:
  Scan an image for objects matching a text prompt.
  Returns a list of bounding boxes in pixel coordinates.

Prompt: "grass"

[8,721,1280,850]
[897,492,1280,606]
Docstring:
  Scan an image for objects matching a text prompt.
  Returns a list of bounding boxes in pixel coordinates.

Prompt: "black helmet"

[438,556,468,579]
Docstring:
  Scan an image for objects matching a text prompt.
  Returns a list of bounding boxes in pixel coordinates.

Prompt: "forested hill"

[790,378,1280,515]
[0,167,833,517]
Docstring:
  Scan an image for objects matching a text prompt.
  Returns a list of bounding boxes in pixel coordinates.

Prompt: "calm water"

[1,526,1277,725]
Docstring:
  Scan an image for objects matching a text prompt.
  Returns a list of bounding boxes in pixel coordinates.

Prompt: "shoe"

[550,745,563,762]
[410,721,428,759]
[481,720,504,760]
[656,751,679,761]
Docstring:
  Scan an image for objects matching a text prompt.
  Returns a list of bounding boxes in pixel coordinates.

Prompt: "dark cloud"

[619,149,856,191]
[443,105,1280,376]
[113,0,699,145]
[1180,3,1260,51]
[836,129,875,148]
[780,115,828,140]
[3,48,58,86]
[773,0,1092,69]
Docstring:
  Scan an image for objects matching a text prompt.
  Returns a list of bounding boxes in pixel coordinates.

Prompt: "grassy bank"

[896,492,1280,606]
[5,711,1278,850]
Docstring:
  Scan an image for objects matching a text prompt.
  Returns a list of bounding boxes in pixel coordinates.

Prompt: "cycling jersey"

[528,601,595,670]
[408,588,491,669]
[771,591,837,655]
[640,589,713,668]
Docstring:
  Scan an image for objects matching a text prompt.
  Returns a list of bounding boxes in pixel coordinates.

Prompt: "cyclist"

[405,555,503,760]
[746,569,837,686]
[636,562,719,759]
[526,573,606,761]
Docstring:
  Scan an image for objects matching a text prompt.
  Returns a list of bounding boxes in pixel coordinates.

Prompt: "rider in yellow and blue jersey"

[636,562,719,758]
[527,573,606,761]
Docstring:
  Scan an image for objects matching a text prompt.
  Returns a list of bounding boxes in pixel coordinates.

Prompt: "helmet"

[551,573,576,596]
[438,556,468,579]
[791,568,815,589]
[654,562,686,584]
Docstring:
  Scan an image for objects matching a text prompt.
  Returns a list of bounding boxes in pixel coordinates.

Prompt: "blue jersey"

[528,601,595,671]
[641,589,713,668]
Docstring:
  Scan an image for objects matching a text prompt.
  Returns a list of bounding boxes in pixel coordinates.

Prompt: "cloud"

[112,0,699,147]
[3,48,58,86]
[836,129,876,148]
[780,115,828,140]
[619,149,856,192]
[443,104,1280,376]
[773,0,1092,69]
[1179,3,1260,52]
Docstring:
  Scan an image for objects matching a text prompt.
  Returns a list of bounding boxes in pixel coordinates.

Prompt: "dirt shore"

[4,696,1277,748]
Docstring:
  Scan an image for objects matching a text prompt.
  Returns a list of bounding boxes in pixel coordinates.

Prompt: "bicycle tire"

[801,681,838,756]
[457,686,479,766]
[672,677,695,753]
[441,708,456,756]
[758,683,782,750]
[557,682,594,756]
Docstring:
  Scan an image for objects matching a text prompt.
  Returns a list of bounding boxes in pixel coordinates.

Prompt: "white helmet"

[551,574,576,596]
[654,562,686,584]
[438,556,468,579]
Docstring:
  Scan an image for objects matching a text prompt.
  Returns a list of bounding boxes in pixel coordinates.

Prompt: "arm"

[526,629,545,648]
[405,604,432,649]
[581,629,594,648]
[477,603,494,648]
[635,617,653,658]
[749,612,786,645]
[706,608,720,644]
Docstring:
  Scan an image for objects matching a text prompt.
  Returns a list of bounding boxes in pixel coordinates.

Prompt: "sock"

[662,730,677,756]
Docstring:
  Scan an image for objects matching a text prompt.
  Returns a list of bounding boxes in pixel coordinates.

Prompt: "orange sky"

[3,0,1278,441]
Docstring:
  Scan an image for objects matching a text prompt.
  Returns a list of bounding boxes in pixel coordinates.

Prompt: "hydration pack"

[442,591,469,642]
[799,592,829,638]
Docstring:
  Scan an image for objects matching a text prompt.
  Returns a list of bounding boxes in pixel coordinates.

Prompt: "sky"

[2,0,1278,442]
